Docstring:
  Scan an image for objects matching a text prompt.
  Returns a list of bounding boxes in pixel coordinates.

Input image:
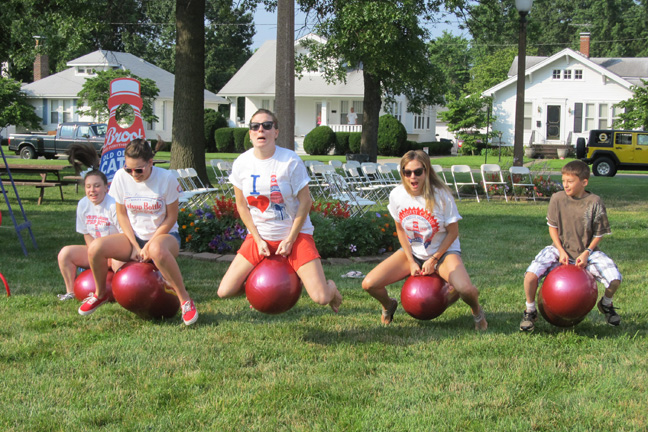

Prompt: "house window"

[50,100,59,124]
[413,107,431,131]
[524,102,532,130]
[341,101,363,124]
[564,70,572,80]
[552,70,561,79]
[574,70,583,80]
[388,102,402,122]
[261,99,270,110]
[63,100,73,123]
[352,101,363,124]
[585,103,595,130]
[612,105,621,126]
[598,104,608,129]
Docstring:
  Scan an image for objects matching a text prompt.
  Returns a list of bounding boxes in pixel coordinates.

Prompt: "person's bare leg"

[297,259,342,312]
[218,254,255,298]
[147,235,191,302]
[362,250,410,323]
[437,254,487,331]
[58,245,89,295]
[87,234,133,297]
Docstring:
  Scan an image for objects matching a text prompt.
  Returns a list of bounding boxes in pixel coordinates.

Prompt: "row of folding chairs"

[170,168,221,209]
[431,164,537,202]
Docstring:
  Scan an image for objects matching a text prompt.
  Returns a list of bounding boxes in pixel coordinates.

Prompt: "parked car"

[8,122,106,159]
[576,129,648,176]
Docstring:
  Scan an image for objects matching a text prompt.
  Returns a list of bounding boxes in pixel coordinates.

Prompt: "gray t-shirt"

[546,190,611,260]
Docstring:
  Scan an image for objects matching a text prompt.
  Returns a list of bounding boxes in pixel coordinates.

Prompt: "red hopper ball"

[112,262,180,320]
[538,264,598,327]
[73,269,115,302]
[401,274,459,320]
[245,255,302,314]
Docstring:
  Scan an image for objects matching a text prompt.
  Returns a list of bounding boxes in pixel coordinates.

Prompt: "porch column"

[229,98,238,125]
[320,101,328,126]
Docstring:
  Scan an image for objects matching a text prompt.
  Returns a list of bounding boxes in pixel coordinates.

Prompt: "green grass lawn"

[1,156,647,431]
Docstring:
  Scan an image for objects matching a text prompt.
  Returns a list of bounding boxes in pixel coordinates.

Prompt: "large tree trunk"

[275,0,295,150]
[361,70,381,162]
[171,0,207,182]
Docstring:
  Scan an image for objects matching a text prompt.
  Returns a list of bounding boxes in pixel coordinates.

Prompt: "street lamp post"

[513,0,533,166]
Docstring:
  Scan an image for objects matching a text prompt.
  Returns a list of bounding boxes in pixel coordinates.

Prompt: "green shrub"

[215,128,235,153]
[348,132,362,153]
[243,131,252,150]
[377,114,407,156]
[233,128,249,153]
[334,132,350,155]
[205,109,228,152]
[304,126,337,155]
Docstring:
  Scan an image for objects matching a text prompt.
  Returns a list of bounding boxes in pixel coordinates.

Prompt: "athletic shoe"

[520,310,537,332]
[381,298,398,325]
[597,298,621,326]
[78,293,110,316]
[181,299,198,325]
[58,292,75,301]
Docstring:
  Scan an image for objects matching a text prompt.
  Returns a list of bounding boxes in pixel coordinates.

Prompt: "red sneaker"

[181,299,198,325]
[78,293,110,316]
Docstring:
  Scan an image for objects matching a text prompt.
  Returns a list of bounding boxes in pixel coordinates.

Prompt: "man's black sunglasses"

[249,121,275,131]
[125,167,145,174]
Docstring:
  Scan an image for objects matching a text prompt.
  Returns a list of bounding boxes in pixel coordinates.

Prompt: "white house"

[15,50,227,141]
[218,35,438,147]
[482,33,648,148]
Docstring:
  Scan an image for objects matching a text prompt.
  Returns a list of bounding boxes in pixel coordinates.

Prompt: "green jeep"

[576,129,648,176]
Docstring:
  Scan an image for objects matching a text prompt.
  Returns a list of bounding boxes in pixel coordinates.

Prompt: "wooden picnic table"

[0,163,71,205]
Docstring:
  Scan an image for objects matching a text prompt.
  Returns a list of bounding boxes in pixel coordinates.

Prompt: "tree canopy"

[76,69,159,124]
[614,80,648,130]
[296,0,446,161]
[0,77,41,130]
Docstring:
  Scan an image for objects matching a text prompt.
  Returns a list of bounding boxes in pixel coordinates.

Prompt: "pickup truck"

[8,122,106,159]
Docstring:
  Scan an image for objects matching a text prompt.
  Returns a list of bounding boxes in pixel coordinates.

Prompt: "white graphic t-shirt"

[109,166,181,240]
[76,194,121,239]
[387,185,462,260]
[229,146,313,241]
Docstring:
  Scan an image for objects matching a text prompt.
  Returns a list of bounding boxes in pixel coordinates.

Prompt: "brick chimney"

[33,36,49,81]
[579,32,591,58]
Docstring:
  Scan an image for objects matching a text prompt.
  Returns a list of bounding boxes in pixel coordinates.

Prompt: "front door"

[546,106,561,140]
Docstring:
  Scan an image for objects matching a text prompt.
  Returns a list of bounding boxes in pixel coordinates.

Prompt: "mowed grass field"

[1,157,647,431]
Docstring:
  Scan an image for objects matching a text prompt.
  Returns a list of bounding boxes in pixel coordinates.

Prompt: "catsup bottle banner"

[101,78,145,183]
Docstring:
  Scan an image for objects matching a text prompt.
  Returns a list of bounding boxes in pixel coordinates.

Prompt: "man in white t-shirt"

[347,106,358,125]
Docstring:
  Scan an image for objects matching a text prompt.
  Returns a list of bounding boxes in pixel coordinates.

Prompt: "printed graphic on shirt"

[246,172,288,221]
[124,196,164,214]
[398,207,440,249]
[84,214,113,238]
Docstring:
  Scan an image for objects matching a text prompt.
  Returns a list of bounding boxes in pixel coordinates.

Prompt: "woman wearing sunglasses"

[217,109,342,313]
[78,139,198,325]
[362,150,487,330]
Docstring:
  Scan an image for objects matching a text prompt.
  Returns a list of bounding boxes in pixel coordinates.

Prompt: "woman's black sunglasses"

[249,121,275,131]
[402,168,425,177]
[125,167,145,174]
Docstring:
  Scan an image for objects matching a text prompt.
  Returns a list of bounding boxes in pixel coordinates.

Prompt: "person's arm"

[549,226,569,265]
[575,236,602,268]
[233,186,270,256]
[421,222,458,275]
[395,221,421,276]
[276,185,312,257]
[83,234,94,247]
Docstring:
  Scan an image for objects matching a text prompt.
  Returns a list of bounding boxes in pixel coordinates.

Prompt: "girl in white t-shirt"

[78,139,198,325]
[217,109,342,312]
[57,170,121,300]
[362,150,487,330]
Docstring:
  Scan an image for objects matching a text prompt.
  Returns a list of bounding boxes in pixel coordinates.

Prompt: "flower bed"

[179,198,400,258]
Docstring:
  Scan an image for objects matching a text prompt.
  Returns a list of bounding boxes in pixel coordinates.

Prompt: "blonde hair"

[399,150,450,211]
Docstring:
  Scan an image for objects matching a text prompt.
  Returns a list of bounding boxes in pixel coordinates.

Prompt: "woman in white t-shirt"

[57,170,121,300]
[217,109,342,312]
[362,150,487,330]
[78,139,198,325]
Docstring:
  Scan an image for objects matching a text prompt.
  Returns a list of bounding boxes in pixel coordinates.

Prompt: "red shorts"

[237,233,321,271]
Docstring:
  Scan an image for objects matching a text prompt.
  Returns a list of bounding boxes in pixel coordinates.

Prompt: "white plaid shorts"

[526,245,622,288]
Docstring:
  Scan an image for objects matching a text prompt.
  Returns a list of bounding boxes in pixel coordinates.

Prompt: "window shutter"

[574,103,583,133]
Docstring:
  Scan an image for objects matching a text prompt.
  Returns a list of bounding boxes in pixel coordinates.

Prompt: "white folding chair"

[509,166,536,202]
[480,164,508,202]
[451,165,480,202]
[361,164,393,200]
[170,169,200,209]
[377,164,399,185]
[216,161,234,197]
[329,160,342,169]
[309,164,335,199]
[178,168,218,207]
[346,166,384,203]
[384,163,401,181]
[431,164,453,188]
[324,171,376,217]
